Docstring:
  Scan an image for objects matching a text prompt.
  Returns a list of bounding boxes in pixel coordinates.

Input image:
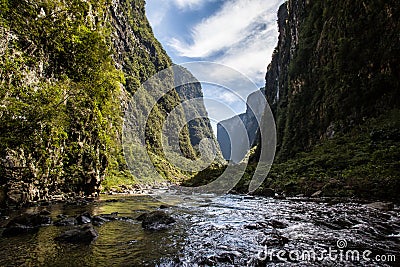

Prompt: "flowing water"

[0,193,399,266]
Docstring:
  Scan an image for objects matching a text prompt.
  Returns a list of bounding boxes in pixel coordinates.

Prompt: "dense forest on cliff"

[260,0,400,200]
[0,0,215,206]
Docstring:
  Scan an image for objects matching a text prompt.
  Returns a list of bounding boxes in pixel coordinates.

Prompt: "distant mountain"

[217,90,264,163]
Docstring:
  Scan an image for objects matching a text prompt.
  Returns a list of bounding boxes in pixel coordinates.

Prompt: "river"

[0,193,399,266]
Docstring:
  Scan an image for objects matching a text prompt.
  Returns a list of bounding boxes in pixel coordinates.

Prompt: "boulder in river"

[260,230,289,247]
[92,215,111,226]
[76,212,92,224]
[2,224,39,237]
[55,225,98,244]
[2,212,52,237]
[6,212,52,227]
[244,223,263,230]
[268,219,288,229]
[260,188,275,198]
[54,217,78,226]
[137,210,175,231]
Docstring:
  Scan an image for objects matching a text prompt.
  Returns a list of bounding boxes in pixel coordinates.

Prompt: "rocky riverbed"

[0,193,399,266]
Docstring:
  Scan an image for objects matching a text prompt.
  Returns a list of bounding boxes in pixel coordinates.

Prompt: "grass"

[183,109,400,202]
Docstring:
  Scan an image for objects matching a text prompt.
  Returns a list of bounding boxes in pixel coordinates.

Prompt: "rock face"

[217,90,264,162]
[0,0,217,205]
[261,0,400,160]
[54,217,78,227]
[173,66,221,160]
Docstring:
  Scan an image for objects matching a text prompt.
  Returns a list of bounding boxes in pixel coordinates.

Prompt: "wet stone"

[55,225,98,244]
[54,217,78,226]
[92,215,110,226]
[268,219,288,229]
[2,213,52,237]
[105,199,119,203]
[6,213,52,227]
[76,212,92,224]
[2,224,39,237]
[260,230,289,247]
[138,211,176,231]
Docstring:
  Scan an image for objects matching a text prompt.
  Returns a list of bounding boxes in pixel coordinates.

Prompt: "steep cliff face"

[217,90,264,162]
[0,0,122,205]
[265,0,400,160]
[108,0,200,182]
[173,66,216,151]
[0,0,214,205]
[185,0,399,199]
[256,0,400,199]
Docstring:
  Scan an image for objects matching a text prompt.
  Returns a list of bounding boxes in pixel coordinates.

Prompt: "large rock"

[55,225,98,244]
[268,219,288,229]
[76,212,92,224]
[2,224,39,237]
[54,217,78,226]
[91,215,111,226]
[2,213,52,237]
[6,213,52,227]
[137,211,175,231]
[259,188,275,198]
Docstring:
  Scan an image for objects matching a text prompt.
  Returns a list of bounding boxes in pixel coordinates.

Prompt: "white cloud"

[146,0,285,125]
[169,0,281,57]
[145,1,170,27]
[169,0,284,86]
[219,24,278,84]
[171,0,215,10]
[182,61,260,105]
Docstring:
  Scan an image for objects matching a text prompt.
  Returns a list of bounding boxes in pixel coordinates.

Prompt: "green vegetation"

[186,109,400,201]
[0,0,125,201]
[260,0,399,200]
[186,0,400,201]
[0,0,216,204]
[276,0,400,159]
[260,109,400,200]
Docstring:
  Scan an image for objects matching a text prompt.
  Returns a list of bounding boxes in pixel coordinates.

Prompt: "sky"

[145,0,284,134]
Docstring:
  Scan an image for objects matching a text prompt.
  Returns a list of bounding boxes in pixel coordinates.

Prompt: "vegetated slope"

[265,0,400,160]
[0,0,215,206]
[258,0,400,199]
[189,0,400,200]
